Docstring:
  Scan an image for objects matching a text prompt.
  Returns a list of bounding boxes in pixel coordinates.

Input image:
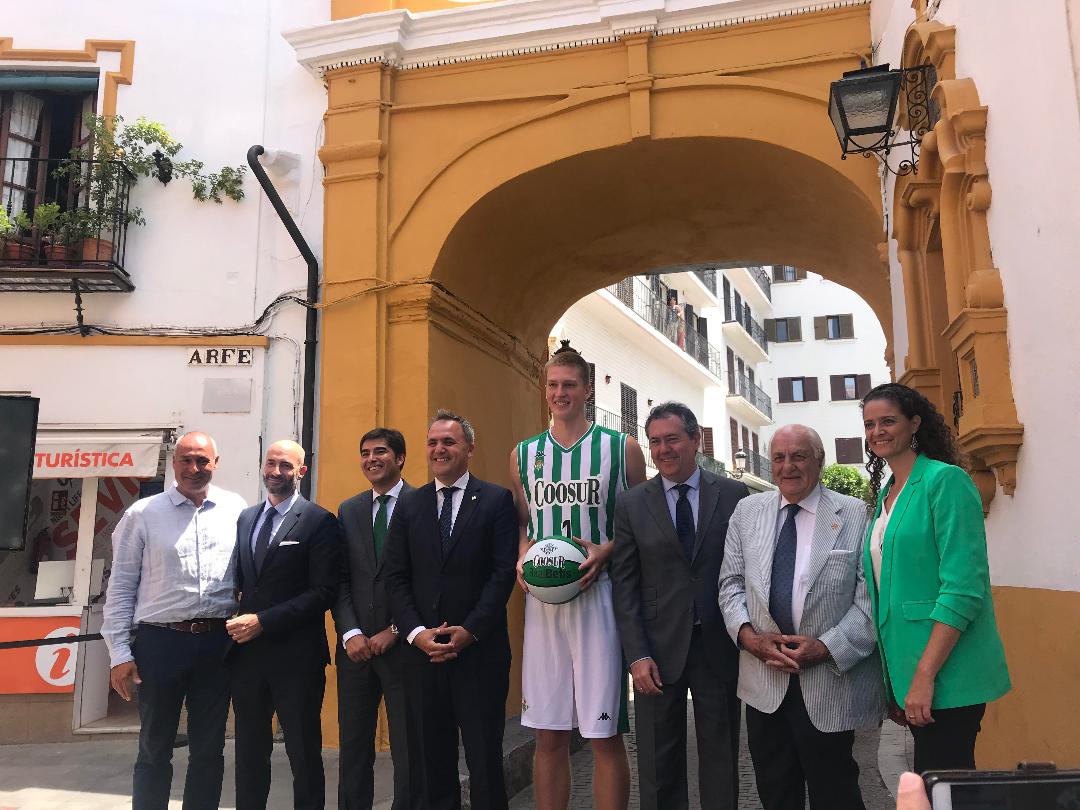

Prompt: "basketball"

[521,535,589,604]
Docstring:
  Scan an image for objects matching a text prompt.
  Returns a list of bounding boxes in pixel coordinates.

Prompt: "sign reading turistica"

[187,347,254,366]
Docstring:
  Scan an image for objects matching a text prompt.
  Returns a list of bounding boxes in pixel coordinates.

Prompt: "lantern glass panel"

[829,66,902,152]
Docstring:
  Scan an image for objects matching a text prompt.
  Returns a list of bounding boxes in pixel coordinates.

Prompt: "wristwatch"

[390,624,399,636]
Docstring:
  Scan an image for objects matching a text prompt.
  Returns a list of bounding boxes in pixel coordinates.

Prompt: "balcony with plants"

[0,114,245,293]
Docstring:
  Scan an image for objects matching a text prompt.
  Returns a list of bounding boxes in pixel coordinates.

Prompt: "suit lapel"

[756,490,783,597]
[692,471,719,561]
[356,490,376,572]
[258,495,304,579]
[375,482,412,574]
[803,486,843,591]
[878,454,927,623]
[643,476,681,554]
[238,506,259,589]
[443,477,480,564]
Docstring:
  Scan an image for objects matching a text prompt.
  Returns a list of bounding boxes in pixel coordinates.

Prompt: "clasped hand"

[413,622,474,663]
[738,625,830,673]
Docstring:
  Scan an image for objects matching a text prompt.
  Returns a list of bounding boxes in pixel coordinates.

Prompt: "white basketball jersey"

[516,423,628,545]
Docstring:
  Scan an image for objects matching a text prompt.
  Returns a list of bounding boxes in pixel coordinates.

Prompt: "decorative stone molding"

[892,21,1024,509]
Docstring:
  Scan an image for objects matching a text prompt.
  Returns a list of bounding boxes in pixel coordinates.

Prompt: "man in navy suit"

[227,440,341,810]
[382,410,518,810]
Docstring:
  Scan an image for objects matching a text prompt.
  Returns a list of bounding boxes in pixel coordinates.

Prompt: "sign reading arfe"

[187,347,254,366]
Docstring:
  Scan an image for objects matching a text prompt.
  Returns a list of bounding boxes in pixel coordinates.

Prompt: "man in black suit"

[610,403,750,810]
[382,409,518,810]
[334,427,414,810]
[227,439,341,810]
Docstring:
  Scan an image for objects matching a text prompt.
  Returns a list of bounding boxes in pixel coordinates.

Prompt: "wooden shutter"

[729,418,739,463]
[856,374,872,398]
[830,375,845,401]
[835,437,864,464]
[586,363,596,421]
[772,266,784,282]
[620,383,637,434]
[804,376,819,401]
[741,426,750,454]
[778,377,794,403]
[796,268,808,280]
[814,316,828,340]
[701,426,715,458]
[723,277,731,320]
[789,317,802,341]
[840,314,855,339]
[764,318,778,342]
[752,433,760,456]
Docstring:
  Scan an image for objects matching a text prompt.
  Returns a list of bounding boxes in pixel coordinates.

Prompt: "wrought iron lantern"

[732,448,748,479]
[828,63,937,176]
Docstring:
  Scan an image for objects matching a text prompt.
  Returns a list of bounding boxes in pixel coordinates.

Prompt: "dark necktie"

[253,508,275,575]
[373,494,390,561]
[439,486,458,555]
[769,503,801,636]
[675,483,695,562]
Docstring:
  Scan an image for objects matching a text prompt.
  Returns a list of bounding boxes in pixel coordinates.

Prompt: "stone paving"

[509,700,900,809]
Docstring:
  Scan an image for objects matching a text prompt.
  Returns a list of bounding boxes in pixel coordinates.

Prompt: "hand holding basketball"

[577,539,613,591]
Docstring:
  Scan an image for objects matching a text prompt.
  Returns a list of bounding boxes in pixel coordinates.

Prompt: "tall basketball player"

[510,343,647,810]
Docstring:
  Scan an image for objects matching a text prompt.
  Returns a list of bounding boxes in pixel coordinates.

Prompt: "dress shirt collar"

[435,471,470,492]
[780,483,822,516]
[374,478,405,500]
[167,483,221,508]
[660,466,701,495]
[262,489,301,518]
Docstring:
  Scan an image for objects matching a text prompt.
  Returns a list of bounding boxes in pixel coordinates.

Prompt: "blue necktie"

[253,509,275,575]
[769,503,801,636]
[675,483,695,562]
[439,486,458,555]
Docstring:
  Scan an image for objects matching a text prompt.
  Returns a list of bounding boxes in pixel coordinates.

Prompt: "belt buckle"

[189,620,209,634]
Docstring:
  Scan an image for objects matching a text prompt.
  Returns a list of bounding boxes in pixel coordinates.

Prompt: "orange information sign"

[0,616,81,694]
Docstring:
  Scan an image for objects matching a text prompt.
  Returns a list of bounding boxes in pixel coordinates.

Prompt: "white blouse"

[870,483,903,588]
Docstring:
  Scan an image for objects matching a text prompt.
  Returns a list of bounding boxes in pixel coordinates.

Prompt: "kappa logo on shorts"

[598,712,610,721]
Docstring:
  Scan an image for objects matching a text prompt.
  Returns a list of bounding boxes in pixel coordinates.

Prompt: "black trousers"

[634,628,740,810]
[911,703,986,773]
[403,641,510,810]
[131,623,231,810]
[336,644,412,810]
[746,677,865,810]
[231,657,326,810]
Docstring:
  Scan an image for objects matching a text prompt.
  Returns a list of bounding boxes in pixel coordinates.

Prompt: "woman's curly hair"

[861,383,964,506]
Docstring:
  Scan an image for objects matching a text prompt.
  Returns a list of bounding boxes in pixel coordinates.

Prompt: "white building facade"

[759,269,891,467]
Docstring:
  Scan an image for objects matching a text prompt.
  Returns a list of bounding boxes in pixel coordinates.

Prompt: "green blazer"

[864,454,1010,710]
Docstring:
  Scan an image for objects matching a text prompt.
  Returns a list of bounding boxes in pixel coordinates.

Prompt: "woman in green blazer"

[861,383,1010,772]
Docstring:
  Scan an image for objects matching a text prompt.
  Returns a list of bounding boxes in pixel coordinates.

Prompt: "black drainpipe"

[247,145,319,500]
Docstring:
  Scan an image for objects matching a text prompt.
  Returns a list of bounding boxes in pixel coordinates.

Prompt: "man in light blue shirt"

[102,431,246,810]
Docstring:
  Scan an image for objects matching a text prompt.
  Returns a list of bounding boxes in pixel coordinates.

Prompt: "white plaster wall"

[872,0,1080,591]
[1,1,330,496]
[759,273,890,466]
[0,345,268,503]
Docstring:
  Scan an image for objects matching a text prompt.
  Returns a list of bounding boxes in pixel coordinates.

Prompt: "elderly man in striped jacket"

[718,424,883,810]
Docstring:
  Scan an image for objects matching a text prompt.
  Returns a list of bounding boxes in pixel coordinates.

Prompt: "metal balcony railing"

[728,373,773,419]
[748,265,771,301]
[606,276,724,379]
[746,450,773,483]
[1,157,135,292]
[591,404,727,476]
[692,267,717,296]
[725,306,769,354]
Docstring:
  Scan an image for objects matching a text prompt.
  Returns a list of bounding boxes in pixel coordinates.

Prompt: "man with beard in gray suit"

[610,402,750,810]
[334,428,414,809]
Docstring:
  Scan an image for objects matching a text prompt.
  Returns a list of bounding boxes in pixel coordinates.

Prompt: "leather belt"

[143,618,227,634]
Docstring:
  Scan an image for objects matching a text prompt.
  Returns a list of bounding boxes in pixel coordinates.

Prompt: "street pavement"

[0,701,908,809]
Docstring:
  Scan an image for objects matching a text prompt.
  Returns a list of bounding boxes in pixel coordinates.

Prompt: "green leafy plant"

[821,463,872,503]
[0,208,13,239]
[31,203,89,247]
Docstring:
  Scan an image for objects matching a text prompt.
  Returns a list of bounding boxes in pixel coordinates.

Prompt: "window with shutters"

[771,265,804,283]
[830,373,872,401]
[835,437,864,464]
[777,376,818,403]
[701,426,715,458]
[585,363,596,422]
[729,418,740,465]
[814,314,855,340]
[765,317,801,343]
[620,383,638,435]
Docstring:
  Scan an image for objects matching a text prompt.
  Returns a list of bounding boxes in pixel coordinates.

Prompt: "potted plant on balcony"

[32,202,83,265]
[1,209,36,262]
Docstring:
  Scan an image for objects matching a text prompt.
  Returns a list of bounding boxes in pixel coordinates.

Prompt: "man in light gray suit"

[610,402,749,810]
[334,428,415,810]
[718,424,883,810]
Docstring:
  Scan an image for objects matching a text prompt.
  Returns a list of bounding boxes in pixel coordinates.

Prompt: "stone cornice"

[284,0,869,76]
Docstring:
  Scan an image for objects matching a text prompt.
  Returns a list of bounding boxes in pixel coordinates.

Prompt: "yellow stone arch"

[314,5,892,727]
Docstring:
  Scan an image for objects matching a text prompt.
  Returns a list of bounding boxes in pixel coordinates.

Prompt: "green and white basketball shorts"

[520,573,625,738]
